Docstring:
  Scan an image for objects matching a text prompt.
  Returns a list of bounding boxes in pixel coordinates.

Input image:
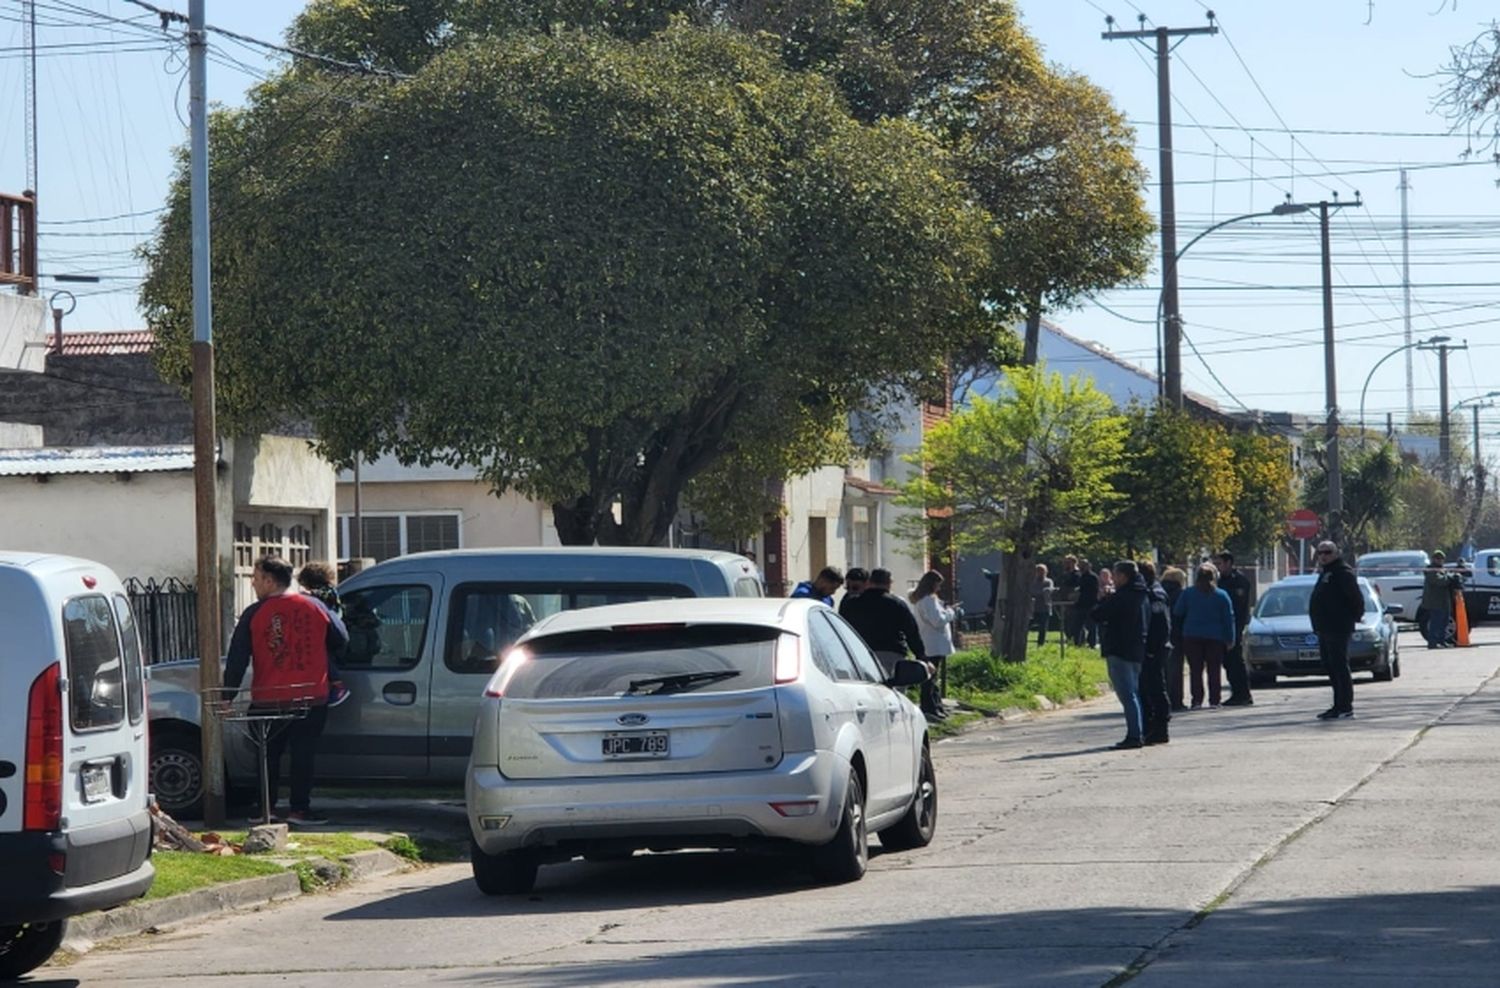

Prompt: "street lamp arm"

[1358,343,1417,437]
[1172,209,1292,265]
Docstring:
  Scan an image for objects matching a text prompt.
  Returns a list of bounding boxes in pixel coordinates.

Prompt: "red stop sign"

[1287,508,1321,539]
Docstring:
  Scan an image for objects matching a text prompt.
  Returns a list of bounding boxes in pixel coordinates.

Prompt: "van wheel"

[150,729,204,820]
[810,769,867,883]
[0,920,67,979]
[470,840,538,895]
[880,745,937,851]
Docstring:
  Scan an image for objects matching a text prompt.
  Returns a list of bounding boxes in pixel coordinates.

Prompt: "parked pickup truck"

[1352,551,1428,626]
[1458,549,1500,626]
[147,547,763,817]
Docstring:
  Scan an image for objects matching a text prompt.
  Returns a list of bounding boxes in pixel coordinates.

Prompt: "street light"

[1157,201,1310,402]
[1357,334,1452,440]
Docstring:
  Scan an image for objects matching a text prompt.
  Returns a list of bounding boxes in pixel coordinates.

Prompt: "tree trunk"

[1000,545,1036,662]
[551,497,602,545]
[1022,301,1043,367]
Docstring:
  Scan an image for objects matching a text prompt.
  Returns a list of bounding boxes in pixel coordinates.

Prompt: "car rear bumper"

[1248,644,1383,677]
[467,749,848,856]
[0,809,155,924]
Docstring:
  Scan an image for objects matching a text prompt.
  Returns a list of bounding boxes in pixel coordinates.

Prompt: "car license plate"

[602,731,669,759]
[81,763,113,803]
[1297,649,1321,660]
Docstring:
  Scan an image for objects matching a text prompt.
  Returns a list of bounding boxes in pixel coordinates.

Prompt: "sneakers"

[1222,695,1254,707]
[1317,708,1355,721]
[328,682,351,707]
[284,809,329,827]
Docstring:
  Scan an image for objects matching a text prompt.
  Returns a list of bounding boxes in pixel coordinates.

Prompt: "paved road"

[52,625,1500,987]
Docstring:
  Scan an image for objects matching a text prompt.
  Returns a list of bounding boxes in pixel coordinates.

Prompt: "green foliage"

[1105,406,1241,559]
[896,365,1128,556]
[1383,470,1465,554]
[945,641,1107,712]
[1304,440,1409,553]
[144,25,992,545]
[1225,430,1296,558]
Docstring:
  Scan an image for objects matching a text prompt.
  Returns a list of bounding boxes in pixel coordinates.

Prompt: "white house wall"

[0,295,47,372]
[335,477,557,548]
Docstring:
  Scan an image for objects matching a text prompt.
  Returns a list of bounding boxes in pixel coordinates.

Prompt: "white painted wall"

[0,295,47,372]
[335,478,556,548]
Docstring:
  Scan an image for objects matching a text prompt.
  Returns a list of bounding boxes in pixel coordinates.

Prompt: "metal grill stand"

[204,687,313,826]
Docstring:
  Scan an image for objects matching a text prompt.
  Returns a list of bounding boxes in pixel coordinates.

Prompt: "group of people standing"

[791,565,961,721]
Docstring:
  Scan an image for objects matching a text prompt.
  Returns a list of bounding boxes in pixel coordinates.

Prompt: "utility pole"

[189,0,225,828]
[1103,11,1218,409]
[1423,339,1468,482]
[1399,169,1414,417]
[21,0,37,296]
[1316,196,1362,546]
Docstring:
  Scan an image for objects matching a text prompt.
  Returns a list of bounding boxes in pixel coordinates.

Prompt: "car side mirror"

[1384,603,1404,616]
[885,659,929,689]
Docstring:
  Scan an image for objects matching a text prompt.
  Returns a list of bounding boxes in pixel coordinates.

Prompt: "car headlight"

[1246,634,1275,648]
[1351,628,1380,644]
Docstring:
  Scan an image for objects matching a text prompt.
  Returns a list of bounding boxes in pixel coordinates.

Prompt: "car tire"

[879,744,937,851]
[150,727,205,820]
[1393,648,1402,678]
[1373,650,1395,682]
[0,920,67,980]
[811,769,867,884]
[470,840,539,895]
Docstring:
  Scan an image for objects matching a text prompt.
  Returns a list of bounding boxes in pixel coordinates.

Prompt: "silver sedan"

[466,597,938,894]
[1244,575,1402,686]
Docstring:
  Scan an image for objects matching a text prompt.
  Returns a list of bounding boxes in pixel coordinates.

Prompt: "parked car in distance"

[0,553,154,979]
[1244,575,1402,686]
[147,547,763,818]
[466,597,938,894]
[1456,549,1500,625]
[1353,551,1427,626]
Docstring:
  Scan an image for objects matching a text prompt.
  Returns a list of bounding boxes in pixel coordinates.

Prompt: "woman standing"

[1031,563,1056,644]
[911,570,961,720]
[1160,567,1189,711]
[1171,563,1236,709]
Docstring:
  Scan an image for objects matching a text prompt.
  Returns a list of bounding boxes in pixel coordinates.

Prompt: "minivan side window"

[342,585,432,671]
[445,583,693,675]
[63,595,127,732]
[113,594,147,725]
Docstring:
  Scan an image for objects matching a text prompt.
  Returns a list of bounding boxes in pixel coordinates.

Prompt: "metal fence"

[125,577,198,665]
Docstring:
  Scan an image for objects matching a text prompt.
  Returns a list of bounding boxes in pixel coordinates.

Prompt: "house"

[0,324,338,656]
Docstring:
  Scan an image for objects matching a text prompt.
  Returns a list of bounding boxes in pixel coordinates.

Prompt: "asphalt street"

[48,624,1500,987]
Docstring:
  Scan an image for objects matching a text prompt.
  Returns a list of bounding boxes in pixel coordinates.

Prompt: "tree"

[1225,430,1297,561]
[1385,471,1464,555]
[1435,21,1500,154]
[143,26,992,545]
[1304,441,1408,554]
[1105,406,1241,562]
[895,366,1127,661]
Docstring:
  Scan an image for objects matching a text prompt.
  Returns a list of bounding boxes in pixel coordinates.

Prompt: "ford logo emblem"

[617,713,650,726]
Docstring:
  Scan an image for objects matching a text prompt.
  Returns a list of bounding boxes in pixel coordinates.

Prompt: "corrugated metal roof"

[0,444,194,476]
[55,331,155,356]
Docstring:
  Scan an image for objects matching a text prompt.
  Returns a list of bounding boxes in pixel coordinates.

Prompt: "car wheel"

[879,744,937,851]
[811,769,867,884]
[1393,648,1402,678]
[470,840,539,895]
[0,920,68,980]
[1373,646,1395,682]
[150,728,205,820]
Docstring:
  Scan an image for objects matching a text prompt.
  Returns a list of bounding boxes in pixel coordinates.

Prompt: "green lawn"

[943,641,1108,717]
[146,851,286,899]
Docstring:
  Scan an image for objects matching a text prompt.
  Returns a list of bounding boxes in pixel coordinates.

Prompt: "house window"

[337,512,461,563]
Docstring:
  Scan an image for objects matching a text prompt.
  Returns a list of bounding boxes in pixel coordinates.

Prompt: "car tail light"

[775,633,801,684]
[483,646,530,698]
[769,800,819,817]
[25,662,64,832]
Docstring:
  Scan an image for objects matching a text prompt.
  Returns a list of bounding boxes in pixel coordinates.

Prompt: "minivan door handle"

[382,682,418,706]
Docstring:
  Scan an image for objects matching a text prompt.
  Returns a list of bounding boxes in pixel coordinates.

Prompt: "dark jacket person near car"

[1309,541,1364,721]
[1091,562,1151,749]
[1419,550,1460,648]
[1137,561,1174,746]
[1214,551,1255,706]
[840,568,929,688]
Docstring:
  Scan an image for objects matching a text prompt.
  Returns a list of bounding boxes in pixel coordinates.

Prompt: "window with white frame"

[337,512,461,562]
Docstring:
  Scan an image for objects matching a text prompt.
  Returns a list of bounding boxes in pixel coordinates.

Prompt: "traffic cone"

[1456,592,1472,647]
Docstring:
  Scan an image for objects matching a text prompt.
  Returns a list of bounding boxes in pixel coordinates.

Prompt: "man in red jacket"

[225,555,350,825]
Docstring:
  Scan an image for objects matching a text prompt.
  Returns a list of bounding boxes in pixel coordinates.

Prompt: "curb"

[62,848,410,956]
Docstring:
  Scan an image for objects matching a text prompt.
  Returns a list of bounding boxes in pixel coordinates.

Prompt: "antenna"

[23,0,38,195]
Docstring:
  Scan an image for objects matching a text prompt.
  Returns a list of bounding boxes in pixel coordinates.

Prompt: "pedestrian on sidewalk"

[1309,541,1364,720]
[791,566,844,607]
[1058,555,1081,642]
[1092,560,1151,749]
[838,567,870,616]
[911,570,961,719]
[1160,567,1189,711]
[841,568,937,716]
[297,561,351,708]
[1138,560,1173,745]
[1031,563,1055,644]
[1074,558,1100,648]
[1173,563,1236,709]
[1214,551,1255,706]
[1420,550,1459,648]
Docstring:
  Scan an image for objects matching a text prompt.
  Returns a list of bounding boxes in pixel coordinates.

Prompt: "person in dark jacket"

[1214,551,1255,706]
[839,568,936,715]
[791,566,844,607]
[1160,567,1189,711]
[1091,560,1151,749]
[1308,541,1365,720]
[1138,561,1173,745]
[1075,558,1101,648]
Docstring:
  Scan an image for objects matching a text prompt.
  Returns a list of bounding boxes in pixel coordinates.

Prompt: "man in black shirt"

[1214,551,1255,706]
[1074,559,1100,648]
[839,568,935,716]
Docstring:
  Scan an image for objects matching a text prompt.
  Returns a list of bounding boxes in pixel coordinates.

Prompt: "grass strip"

[145,851,286,899]
[944,641,1108,716]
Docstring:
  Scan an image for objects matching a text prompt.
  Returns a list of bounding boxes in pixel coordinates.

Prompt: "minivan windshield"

[501,625,779,699]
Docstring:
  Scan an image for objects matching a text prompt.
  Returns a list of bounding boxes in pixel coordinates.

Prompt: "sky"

[2,0,1497,435]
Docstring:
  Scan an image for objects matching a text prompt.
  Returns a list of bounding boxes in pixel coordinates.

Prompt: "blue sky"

[2,0,1496,430]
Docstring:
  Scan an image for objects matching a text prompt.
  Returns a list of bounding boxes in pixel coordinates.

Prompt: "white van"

[0,553,154,980]
[147,547,763,817]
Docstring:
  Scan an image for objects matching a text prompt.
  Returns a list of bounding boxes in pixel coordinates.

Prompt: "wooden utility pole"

[1103,12,1218,408]
[1317,197,1362,546]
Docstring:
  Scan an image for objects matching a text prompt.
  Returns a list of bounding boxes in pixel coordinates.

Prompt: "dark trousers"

[1034,609,1050,644]
[1166,634,1187,709]
[1183,636,1225,706]
[921,656,947,712]
[1140,648,1171,739]
[259,703,329,812]
[1319,633,1354,713]
[1224,631,1252,699]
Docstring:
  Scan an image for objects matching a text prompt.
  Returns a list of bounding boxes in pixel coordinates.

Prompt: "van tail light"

[25,662,64,832]
[483,647,530,698]
[775,634,802,684]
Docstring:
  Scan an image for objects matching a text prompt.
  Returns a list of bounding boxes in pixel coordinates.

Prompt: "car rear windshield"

[1355,554,1426,577]
[1256,586,1379,618]
[503,625,780,700]
[63,595,127,732]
